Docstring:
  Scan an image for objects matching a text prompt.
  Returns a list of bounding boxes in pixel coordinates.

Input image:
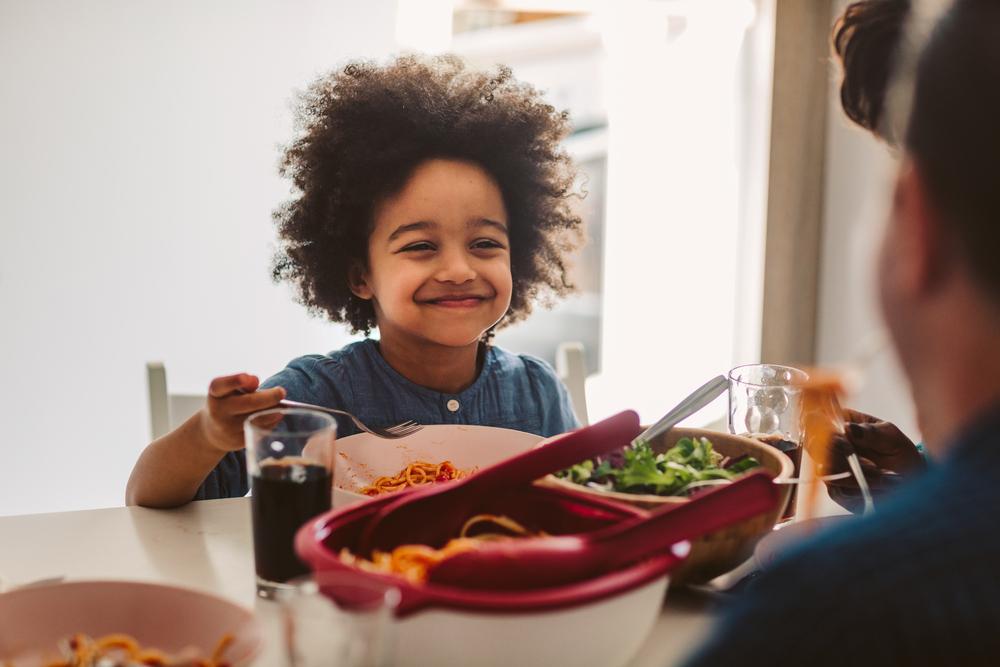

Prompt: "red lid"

[296,484,684,618]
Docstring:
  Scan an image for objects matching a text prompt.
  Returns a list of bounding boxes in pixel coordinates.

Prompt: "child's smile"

[418,292,494,309]
[351,158,513,350]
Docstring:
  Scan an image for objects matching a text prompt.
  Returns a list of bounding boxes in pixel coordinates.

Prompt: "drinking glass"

[728,363,809,520]
[281,571,400,667]
[245,408,337,597]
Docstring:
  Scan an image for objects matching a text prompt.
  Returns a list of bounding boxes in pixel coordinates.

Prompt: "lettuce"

[557,436,760,497]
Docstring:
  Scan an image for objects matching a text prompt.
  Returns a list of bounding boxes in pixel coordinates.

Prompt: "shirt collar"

[359,338,496,400]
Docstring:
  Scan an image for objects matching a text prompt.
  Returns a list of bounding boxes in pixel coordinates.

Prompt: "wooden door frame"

[761,0,834,365]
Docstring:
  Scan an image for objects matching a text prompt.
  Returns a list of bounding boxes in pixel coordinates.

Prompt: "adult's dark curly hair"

[271,54,583,335]
[833,0,1000,301]
[831,0,910,143]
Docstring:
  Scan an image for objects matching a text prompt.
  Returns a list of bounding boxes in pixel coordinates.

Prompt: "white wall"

[815,1,919,440]
[0,0,397,516]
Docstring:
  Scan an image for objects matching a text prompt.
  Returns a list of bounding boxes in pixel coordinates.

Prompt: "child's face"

[353,158,513,349]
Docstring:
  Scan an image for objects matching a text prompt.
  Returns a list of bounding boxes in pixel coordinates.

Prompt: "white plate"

[333,424,545,507]
[753,516,852,571]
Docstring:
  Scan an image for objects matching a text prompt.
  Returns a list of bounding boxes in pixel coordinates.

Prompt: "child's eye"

[471,238,506,250]
[399,241,436,253]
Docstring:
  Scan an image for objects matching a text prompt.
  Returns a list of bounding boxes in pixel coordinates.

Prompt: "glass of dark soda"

[244,407,337,598]
[728,363,809,521]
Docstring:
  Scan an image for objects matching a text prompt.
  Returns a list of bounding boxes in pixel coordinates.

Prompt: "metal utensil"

[632,375,730,446]
[844,450,876,516]
[428,472,778,590]
[278,399,422,439]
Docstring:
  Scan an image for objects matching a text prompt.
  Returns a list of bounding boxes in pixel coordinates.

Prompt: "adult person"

[684,0,1000,663]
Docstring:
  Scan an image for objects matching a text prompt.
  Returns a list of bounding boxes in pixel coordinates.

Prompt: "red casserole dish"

[295,483,685,617]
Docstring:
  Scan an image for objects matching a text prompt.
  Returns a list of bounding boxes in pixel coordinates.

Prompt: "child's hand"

[199,373,286,453]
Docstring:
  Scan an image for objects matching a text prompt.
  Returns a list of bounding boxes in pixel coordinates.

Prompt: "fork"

[278,399,422,439]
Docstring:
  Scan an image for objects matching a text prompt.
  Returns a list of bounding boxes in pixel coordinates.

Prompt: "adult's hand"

[825,409,925,513]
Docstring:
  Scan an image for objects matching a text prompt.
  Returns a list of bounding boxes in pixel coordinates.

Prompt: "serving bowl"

[0,580,263,665]
[333,424,544,506]
[297,484,683,667]
[539,427,794,585]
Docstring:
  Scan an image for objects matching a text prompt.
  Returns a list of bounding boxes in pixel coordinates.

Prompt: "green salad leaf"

[557,436,760,497]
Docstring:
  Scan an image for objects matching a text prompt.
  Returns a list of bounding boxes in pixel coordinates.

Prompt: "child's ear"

[348,263,373,300]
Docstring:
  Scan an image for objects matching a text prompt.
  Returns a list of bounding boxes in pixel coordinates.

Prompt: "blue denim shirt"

[194,339,579,500]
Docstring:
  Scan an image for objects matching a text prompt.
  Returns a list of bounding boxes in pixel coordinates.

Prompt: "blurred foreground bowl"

[0,580,263,665]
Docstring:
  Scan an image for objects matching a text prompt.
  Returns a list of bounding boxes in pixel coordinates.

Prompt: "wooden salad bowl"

[539,427,794,585]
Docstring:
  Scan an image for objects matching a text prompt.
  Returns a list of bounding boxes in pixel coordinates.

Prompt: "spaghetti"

[40,631,233,667]
[797,371,847,522]
[339,514,538,583]
[359,460,468,497]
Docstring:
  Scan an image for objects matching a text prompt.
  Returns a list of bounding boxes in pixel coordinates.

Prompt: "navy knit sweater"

[684,405,1000,666]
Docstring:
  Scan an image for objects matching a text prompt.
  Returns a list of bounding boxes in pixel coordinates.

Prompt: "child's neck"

[376,336,483,395]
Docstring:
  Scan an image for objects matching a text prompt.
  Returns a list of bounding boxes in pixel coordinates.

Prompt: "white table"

[0,499,715,666]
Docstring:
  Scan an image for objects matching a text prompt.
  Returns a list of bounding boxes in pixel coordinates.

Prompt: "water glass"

[728,364,808,440]
[245,408,337,597]
[281,571,400,667]
[728,363,808,519]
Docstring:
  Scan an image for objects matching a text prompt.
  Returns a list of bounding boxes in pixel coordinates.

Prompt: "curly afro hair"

[271,54,583,335]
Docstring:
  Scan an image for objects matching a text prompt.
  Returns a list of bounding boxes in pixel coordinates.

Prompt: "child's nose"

[435,249,477,283]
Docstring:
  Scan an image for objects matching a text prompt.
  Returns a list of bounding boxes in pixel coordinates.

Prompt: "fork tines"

[385,421,421,436]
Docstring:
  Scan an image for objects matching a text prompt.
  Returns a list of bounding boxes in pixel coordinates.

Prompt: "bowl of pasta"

[0,580,263,666]
[332,424,545,506]
[297,483,682,667]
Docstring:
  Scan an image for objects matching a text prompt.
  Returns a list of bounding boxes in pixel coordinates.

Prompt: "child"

[126,55,584,508]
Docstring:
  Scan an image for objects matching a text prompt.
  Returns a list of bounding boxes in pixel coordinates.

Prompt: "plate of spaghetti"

[359,460,470,497]
[0,580,263,666]
[333,425,544,506]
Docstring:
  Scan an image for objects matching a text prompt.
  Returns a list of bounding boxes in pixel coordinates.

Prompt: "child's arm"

[125,373,285,508]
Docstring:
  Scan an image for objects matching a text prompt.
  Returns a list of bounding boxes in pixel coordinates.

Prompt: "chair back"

[556,341,589,426]
[146,362,205,440]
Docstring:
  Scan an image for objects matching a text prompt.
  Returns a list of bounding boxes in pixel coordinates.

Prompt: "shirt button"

[446,399,460,412]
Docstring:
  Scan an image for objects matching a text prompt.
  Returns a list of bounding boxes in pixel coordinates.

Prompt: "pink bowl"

[0,580,263,665]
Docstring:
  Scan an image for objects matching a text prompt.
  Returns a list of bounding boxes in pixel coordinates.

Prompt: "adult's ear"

[347,262,373,300]
[894,159,950,297]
